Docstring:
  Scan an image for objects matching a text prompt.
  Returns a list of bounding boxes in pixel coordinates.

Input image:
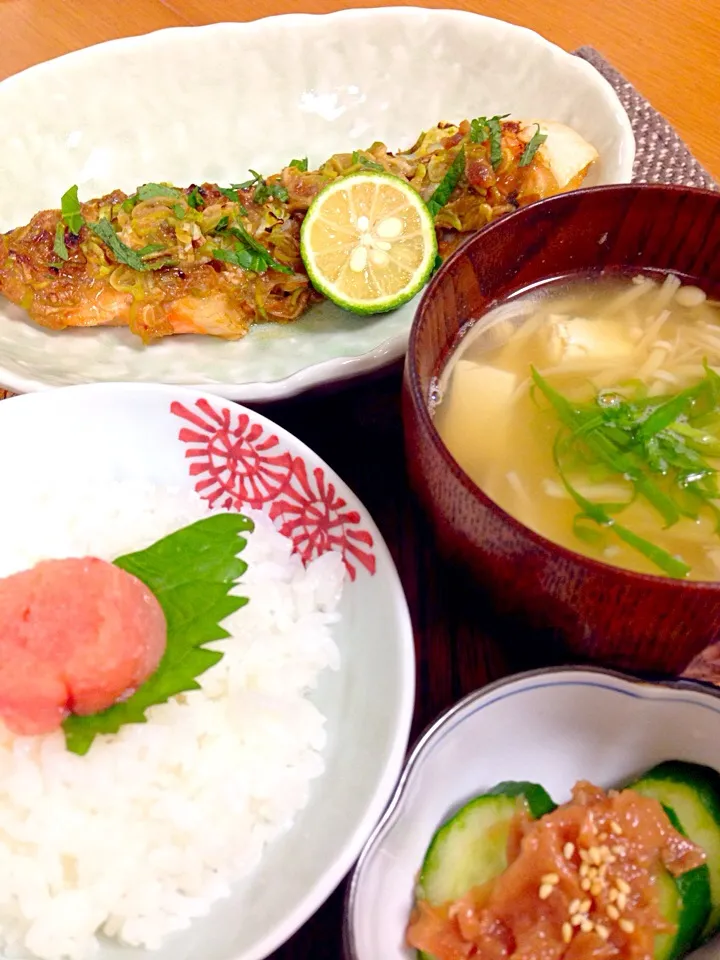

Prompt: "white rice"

[0,481,344,960]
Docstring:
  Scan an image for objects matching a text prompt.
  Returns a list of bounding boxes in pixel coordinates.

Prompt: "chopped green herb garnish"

[237,170,264,190]
[122,197,137,214]
[470,117,489,143]
[89,219,147,270]
[60,185,85,235]
[519,124,548,167]
[187,186,205,209]
[53,222,69,261]
[214,215,229,232]
[89,219,171,272]
[173,203,185,219]
[289,157,308,171]
[530,364,720,578]
[427,147,466,218]
[218,185,241,202]
[136,182,182,201]
[213,223,293,275]
[239,169,289,204]
[228,225,292,274]
[212,245,267,272]
[255,181,289,204]
[351,150,384,172]
[552,435,691,579]
[62,514,253,755]
[486,116,506,168]
[469,115,509,168]
[226,224,293,274]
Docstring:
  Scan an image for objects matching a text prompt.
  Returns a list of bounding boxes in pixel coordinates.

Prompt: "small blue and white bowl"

[344,667,720,960]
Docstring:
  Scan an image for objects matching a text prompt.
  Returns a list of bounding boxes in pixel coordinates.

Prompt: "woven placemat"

[575,47,717,190]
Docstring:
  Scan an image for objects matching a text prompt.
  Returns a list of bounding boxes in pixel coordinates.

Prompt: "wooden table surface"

[1,2,719,959]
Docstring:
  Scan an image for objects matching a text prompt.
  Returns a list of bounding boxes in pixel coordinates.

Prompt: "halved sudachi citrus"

[300,171,438,315]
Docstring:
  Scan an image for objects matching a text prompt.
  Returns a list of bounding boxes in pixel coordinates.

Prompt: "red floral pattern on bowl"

[171,398,376,581]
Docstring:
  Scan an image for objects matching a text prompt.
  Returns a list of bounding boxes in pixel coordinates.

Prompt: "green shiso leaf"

[62,513,253,755]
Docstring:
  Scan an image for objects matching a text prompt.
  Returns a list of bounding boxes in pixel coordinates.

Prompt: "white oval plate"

[0,382,415,960]
[0,8,634,401]
[345,667,720,960]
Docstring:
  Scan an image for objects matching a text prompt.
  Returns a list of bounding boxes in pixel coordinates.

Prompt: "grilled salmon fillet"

[0,118,598,343]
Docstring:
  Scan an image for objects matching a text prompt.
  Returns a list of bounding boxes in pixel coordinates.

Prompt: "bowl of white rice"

[0,382,414,960]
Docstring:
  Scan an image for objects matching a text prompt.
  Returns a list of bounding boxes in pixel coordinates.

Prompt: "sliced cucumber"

[653,805,712,959]
[630,761,720,940]
[416,781,555,960]
[417,781,555,907]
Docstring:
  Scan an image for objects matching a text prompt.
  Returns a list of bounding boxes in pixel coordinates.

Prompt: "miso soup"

[434,273,720,580]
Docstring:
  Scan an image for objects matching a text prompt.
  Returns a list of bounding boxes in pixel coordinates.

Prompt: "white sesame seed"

[617,892,628,912]
[562,922,573,944]
[569,898,582,915]
[589,847,602,865]
[580,878,592,891]
[541,873,560,886]
[590,881,604,897]
[581,919,594,934]
[539,884,554,900]
[580,899,592,914]
[571,914,584,927]
[564,842,575,860]
[616,878,631,895]
[619,918,635,934]
[610,821,623,836]
[607,904,620,920]
[596,924,610,940]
